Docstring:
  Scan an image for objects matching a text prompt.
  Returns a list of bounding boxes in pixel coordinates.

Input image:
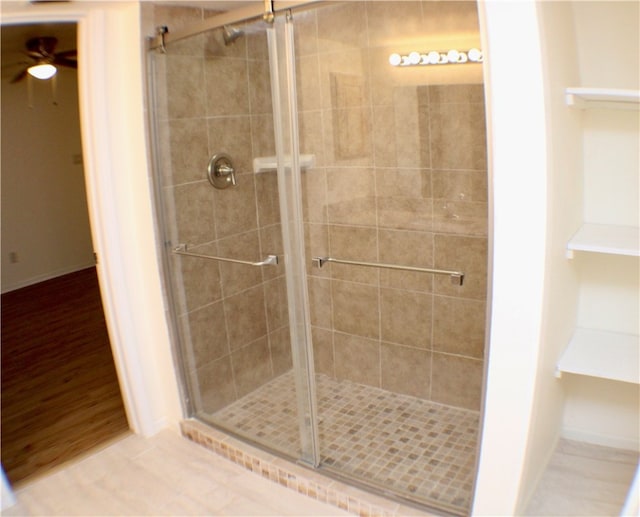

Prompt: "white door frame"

[1,1,182,437]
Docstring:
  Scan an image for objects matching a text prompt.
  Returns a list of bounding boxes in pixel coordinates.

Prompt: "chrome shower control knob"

[207,153,237,189]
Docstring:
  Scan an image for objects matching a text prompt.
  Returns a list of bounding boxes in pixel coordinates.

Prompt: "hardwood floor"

[1,268,129,485]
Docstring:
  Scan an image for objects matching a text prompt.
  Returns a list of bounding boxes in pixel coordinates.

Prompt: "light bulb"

[388,53,402,66]
[408,51,421,65]
[447,49,460,63]
[28,63,57,80]
[427,51,440,64]
[468,48,483,62]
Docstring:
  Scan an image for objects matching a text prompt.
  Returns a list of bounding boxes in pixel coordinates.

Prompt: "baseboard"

[1,261,96,294]
[561,427,640,451]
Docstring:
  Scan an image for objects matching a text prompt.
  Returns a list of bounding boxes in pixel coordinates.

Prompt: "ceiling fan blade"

[25,50,44,59]
[10,68,29,83]
[53,56,77,69]
[55,49,77,59]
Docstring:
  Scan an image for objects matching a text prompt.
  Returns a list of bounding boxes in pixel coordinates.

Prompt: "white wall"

[472,1,549,514]
[512,1,584,510]
[1,62,95,292]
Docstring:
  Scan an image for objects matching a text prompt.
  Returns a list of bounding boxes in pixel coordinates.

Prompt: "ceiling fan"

[10,36,77,83]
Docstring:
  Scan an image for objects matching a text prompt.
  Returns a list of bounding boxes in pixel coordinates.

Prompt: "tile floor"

[2,430,351,516]
[525,438,639,516]
[210,372,479,515]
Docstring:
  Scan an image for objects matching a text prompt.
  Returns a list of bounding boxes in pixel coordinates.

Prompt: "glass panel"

[294,2,488,514]
[148,12,317,462]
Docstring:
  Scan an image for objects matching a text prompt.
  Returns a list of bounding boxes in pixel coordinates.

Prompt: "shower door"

[292,2,488,514]
[149,13,319,466]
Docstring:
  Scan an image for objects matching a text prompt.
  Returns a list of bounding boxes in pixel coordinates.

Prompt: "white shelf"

[565,87,640,110]
[567,224,640,258]
[253,154,315,173]
[557,328,640,384]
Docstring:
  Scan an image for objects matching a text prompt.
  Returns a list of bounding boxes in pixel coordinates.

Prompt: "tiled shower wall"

[152,5,291,413]
[151,1,487,413]
[294,2,487,410]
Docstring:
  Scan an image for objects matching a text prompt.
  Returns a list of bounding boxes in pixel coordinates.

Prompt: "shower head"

[223,25,244,46]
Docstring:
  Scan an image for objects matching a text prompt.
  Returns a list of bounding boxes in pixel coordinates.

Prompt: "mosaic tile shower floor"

[211,371,479,514]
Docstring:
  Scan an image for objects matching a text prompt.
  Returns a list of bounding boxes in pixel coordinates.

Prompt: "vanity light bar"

[389,48,483,67]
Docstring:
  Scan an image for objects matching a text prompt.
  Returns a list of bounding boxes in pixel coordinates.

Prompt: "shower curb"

[180,419,437,517]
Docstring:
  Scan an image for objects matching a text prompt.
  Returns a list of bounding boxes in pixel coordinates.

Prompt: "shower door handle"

[173,244,278,267]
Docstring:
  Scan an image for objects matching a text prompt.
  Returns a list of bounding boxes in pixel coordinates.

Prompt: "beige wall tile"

[328,225,378,284]
[166,118,209,185]
[365,1,424,48]
[331,281,380,339]
[322,108,373,167]
[316,3,368,54]
[196,356,236,413]
[433,295,485,358]
[381,343,430,398]
[430,353,483,410]
[213,173,258,239]
[250,114,276,161]
[292,9,318,57]
[299,112,326,168]
[434,234,487,300]
[301,169,328,224]
[378,228,434,292]
[333,332,380,387]
[165,56,206,120]
[207,116,253,174]
[176,254,223,313]
[433,200,488,236]
[307,276,332,329]
[326,168,377,226]
[380,288,432,349]
[172,182,216,246]
[311,326,334,376]
[264,276,290,332]
[248,58,272,115]
[255,171,281,228]
[420,0,481,43]
[216,231,263,297]
[224,285,268,350]
[429,102,487,170]
[204,57,249,116]
[296,55,322,112]
[187,300,229,365]
[432,169,487,203]
[305,223,330,278]
[231,337,273,398]
[269,326,293,377]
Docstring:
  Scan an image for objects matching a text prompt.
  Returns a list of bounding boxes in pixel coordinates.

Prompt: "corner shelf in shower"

[556,328,640,384]
[565,87,640,110]
[566,223,640,258]
[253,154,316,173]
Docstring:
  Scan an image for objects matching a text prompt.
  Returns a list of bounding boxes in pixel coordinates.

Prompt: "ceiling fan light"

[27,63,57,80]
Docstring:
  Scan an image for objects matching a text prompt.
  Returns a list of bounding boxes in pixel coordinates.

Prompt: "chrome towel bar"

[173,244,279,267]
[312,256,464,286]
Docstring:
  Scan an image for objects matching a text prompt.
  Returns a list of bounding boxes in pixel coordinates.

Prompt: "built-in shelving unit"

[565,87,640,110]
[559,87,639,385]
[556,328,640,384]
[566,223,640,258]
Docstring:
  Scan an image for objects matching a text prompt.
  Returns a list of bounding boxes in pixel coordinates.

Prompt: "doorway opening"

[0,22,129,485]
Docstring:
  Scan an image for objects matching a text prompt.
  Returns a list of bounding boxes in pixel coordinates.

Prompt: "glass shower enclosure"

[148,2,488,514]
